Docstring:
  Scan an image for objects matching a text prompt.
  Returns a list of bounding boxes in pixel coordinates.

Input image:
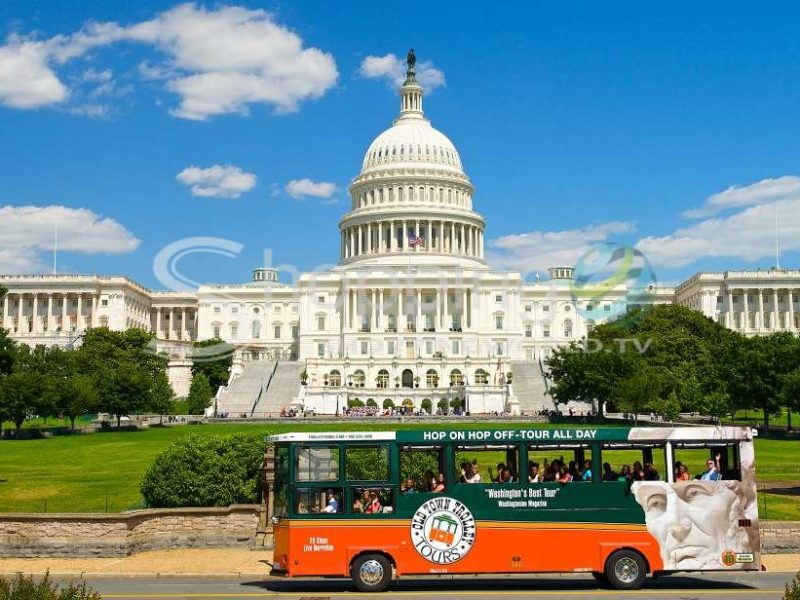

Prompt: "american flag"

[408,234,424,247]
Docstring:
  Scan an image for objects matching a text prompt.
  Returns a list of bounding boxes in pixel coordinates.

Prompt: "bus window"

[672,442,740,481]
[351,487,394,514]
[294,488,343,514]
[454,445,519,484]
[600,443,665,482]
[400,445,445,493]
[346,446,390,481]
[527,444,593,483]
[296,446,339,482]
[274,444,290,519]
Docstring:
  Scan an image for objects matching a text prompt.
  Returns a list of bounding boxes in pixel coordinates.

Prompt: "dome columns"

[340,218,484,261]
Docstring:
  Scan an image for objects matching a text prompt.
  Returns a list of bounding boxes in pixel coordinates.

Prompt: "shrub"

[140,433,268,508]
[347,398,364,408]
[382,398,394,409]
[420,398,432,414]
[0,573,100,600]
[785,570,800,600]
[366,398,377,408]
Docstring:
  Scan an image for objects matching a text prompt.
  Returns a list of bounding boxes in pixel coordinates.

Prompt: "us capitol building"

[2,56,799,416]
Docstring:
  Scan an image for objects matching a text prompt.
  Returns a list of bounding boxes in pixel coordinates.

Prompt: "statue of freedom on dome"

[407,48,416,70]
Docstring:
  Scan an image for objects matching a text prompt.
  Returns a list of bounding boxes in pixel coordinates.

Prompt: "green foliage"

[382,398,394,409]
[347,398,364,408]
[546,304,800,424]
[437,398,449,411]
[186,373,213,415]
[784,570,800,600]
[451,398,463,410]
[420,398,432,413]
[148,371,175,420]
[400,450,439,491]
[366,398,377,408]
[0,573,100,600]
[140,432,267,507]
[191,338,234,392]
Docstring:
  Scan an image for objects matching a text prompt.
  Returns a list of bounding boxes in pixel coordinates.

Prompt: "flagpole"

[53,222,58,275]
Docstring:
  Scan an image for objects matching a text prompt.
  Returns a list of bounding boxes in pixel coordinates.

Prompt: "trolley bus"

[267,425,759,591]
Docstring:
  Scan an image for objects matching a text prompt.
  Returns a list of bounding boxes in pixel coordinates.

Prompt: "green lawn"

[0,422,797,517]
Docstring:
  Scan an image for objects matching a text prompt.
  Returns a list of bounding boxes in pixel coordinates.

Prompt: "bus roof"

[266,425,754,444]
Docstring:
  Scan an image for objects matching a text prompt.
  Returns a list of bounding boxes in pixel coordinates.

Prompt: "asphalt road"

[78,572,794,600]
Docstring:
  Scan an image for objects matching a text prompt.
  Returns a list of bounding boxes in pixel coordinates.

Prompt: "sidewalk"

[0,549,797,578]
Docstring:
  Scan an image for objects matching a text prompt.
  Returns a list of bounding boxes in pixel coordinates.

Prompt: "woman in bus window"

[676,463,691,482]
[423,470,435,492]
[617,464,633,482]
[558,464,573,483]
[432,473,446,493]
[365,491,383,514]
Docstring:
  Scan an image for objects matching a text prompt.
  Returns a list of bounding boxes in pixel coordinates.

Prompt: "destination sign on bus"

[422,429,599,442]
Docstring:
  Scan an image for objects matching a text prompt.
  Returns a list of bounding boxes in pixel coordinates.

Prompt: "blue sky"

[2,1,799,289]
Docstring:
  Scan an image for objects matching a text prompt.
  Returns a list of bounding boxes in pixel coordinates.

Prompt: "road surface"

[79,572,794,599]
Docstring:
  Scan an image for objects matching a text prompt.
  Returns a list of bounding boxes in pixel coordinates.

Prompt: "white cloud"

[82,67,112,83]
[359,53,445,91]
[0,205,140,273]
[682,175,800,218]
[487,221,636,274]
[176,164,256,199]
[0,38,68,108]
[285,178,337,200]
[0,4,338,119]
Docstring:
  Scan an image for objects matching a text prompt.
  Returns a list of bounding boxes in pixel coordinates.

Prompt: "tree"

[191,338,234,392]
[366,398,377,408]
[59,375,99,430]
[420,398,432,414]
[779,368,800,431]
[0,370,43,435]
[94,363,151,427]
[149,372,175,424]
[382,398,394,410]
[614,367,663,424]
[187,372,214,415]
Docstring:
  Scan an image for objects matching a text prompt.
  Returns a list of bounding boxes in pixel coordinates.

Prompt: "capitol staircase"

[510,361,554,415]
[214,361,303,418]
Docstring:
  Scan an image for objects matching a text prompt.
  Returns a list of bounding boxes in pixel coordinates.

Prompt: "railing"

[250,361,279,417]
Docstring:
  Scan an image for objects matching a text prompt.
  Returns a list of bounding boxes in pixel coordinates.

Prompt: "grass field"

[0,422,797,518]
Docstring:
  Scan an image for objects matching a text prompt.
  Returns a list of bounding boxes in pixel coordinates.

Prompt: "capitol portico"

[1,53,799,415]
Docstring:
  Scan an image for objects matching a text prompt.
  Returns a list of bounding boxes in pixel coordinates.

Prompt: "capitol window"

[525,324,532,338]
[317,343,326,358]
[230,324,238,340]
[252,321,261,339]
[494,342,504,356]
[360,341,368,355]
[604,305,611,311]
[386,340,395,355]
[543,325,550,338]
[101,299,108,307]
[213,306,221,314]
[452,340,460,355]
[495,295,502,303]
[317,315,326,330]
[542,304,550,312]
[495,315,503,330]
[274,325,282,339]
[231,306,238,314]
[524,305,531,312]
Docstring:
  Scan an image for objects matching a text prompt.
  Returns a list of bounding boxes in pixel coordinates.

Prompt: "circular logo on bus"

[410,497,476,565]
[721,549,737,567]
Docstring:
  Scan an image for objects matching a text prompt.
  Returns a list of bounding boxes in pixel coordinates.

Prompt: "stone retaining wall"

[0,505,259,558]
[0,508,795,558]
[760,520,800,553]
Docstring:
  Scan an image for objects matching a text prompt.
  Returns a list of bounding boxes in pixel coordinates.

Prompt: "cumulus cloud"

[487,222,636,275]
[176,164,256,199]
[285,178,337,200]
[359,53,445,91]
[682,175,800,218]
[0,205,140,273]
[0,3,338,119]
[0,38,68,108]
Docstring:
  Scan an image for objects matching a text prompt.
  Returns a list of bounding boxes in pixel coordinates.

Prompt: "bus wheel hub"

[615,557,639,582]
[360,559,385,584]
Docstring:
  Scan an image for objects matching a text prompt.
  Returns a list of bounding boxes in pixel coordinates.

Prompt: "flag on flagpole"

[408,234,424,247]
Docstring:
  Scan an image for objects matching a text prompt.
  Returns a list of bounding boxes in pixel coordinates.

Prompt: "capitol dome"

[338,50,486,269]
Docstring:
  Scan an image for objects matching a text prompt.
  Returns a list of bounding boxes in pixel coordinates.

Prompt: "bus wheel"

[351,554,392,593]
[604,549,646,590]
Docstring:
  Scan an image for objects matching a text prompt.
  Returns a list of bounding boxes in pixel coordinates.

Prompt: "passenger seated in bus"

[542,459,559,482]
[423,470,436,492]
[528,462,542,483]
[488,462,506,483]
[459,462,481,483]
[697,454,722,481]
[401,477,417,494]
[602,462,618,481]
[432,473,446,493]
[633,461,644,481]
[322,490,340,513]
[643,462,659,481]
[365,491,383,514]
[617,465,633,482]
[676,463,691,482]
[568,460,580,479]
[580,459,593,481]
[557,464,573,483]
[353,495,364,513]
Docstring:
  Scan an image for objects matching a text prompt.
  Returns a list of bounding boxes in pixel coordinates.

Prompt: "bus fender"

[598,543,652,574]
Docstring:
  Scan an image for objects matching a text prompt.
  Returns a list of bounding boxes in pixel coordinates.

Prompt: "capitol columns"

[773,289,780,330]
[32,294,39,333]
[757,290,764,331]
[742,291,749,331]
[726,290,733,328]
[789,289,796,331]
